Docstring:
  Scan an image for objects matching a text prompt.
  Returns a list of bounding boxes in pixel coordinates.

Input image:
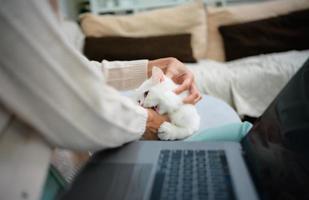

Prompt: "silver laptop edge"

[102,141,259,200]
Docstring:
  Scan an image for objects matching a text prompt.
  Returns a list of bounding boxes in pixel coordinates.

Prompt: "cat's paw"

[158,122,175,140]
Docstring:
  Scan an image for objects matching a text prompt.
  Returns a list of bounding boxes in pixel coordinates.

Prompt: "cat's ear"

[151,66,165,83]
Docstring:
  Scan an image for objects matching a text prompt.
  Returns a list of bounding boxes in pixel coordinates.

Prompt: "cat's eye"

[144,91,149,97]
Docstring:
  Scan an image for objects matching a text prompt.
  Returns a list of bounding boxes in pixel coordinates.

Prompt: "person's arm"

[0,0,161,151]
[90,58,202,104]
[90,60,149,91]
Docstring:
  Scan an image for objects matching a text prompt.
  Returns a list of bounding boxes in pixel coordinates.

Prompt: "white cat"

[134,67,200,140]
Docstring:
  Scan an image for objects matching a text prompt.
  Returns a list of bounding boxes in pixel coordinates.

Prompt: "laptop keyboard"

[150,150,235,200]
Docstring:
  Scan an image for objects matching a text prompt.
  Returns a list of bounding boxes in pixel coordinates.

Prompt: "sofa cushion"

[219,9,309,61]
[206,0,309,61]
[80,1,207,59]
[83,34,197,63]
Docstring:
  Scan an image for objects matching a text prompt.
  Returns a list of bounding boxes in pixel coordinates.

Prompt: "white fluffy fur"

[134,67,200,140]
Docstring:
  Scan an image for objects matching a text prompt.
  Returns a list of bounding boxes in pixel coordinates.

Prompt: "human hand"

[142,109,169,140]
[148,57,202,104]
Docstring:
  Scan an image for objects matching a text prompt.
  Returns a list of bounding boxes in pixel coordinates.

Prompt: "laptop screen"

[241,59,309,200]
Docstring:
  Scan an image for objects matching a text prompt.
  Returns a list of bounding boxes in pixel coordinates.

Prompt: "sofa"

[62,0,309,119]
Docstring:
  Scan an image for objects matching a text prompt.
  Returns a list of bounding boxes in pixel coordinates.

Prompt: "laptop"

[62,59,309,200]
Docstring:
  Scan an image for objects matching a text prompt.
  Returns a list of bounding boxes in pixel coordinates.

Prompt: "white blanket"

[188,50,309,117]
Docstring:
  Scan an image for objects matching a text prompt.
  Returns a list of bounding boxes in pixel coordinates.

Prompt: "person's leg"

[185,122,252,142]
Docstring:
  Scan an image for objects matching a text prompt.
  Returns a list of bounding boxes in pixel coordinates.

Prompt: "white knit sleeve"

[102,60,148,90]
[0,0,148,151]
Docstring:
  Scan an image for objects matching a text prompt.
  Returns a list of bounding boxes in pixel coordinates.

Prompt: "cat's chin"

[150,105,160,113]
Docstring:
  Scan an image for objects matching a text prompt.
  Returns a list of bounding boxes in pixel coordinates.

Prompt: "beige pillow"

[206,0,309,62]
[80,1,207,59]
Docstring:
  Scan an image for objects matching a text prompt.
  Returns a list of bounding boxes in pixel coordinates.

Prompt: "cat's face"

[134,67,176,111]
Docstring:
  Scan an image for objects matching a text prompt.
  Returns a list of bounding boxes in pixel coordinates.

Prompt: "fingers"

[183,84,202,105]
[193,95,202,104]
[146,109,169,129]
[142,130,159,140]
[174,78,191,94]
[143,109,170,140]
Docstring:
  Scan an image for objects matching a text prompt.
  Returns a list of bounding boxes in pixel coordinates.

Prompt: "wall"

[59,0,269,20]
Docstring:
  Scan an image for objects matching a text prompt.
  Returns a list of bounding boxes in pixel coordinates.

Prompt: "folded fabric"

[80,1,207,59]
[83,34,196,63]
[187,50,309,117]
[219,9,309,61]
